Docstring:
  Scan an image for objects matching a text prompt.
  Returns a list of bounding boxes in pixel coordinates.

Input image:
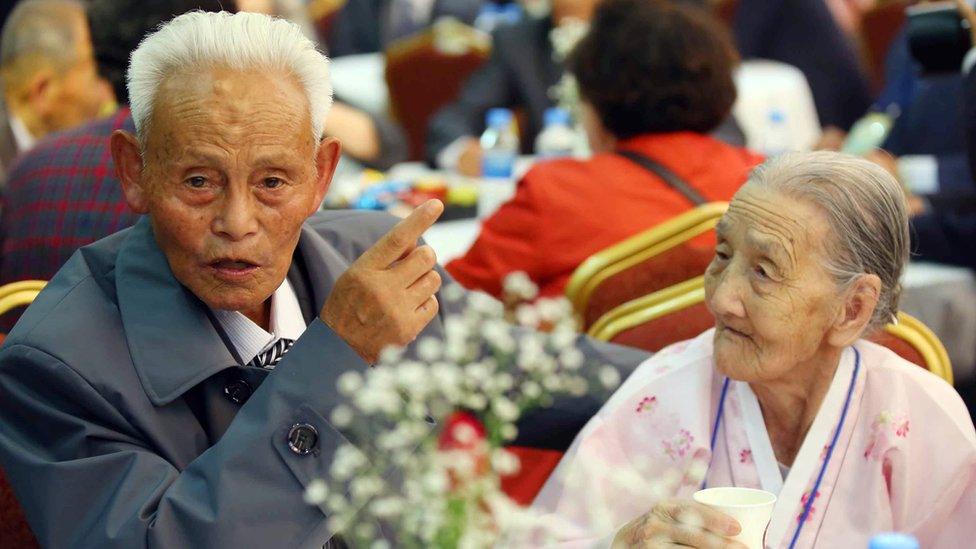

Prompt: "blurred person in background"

[237,0,409,171]
[732,0,874,141]
[323,0,483,57]
[911,0,976,272]
[0,0,112,185]
[425,0,603,174]
[446,0,762,298]
[0,0,227,299]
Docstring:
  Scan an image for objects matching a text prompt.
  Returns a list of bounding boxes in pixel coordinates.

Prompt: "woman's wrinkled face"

[704,185,843,383]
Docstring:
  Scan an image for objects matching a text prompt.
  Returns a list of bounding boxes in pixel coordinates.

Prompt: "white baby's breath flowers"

[416,336,443,363]
[441,282,465,303]
[599,365,622,389]
[303,479,329,505]
[308,271,647,547]
[450,422,479,446]
[492,396,520,423]
[559,347,585,370]
[503,271,539,301]
[515,304,541,328]
[330,404,353,428]
[337,371,363,396]
[550,324,578,350]
[350,475,384,502]
[491,449,521,476]
[377,345,403,366]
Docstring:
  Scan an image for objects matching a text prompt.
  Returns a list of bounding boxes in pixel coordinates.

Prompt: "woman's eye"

[263,177,284,189]
[715,250,730,261]
[186,176,207,189]
[754,265,769,279]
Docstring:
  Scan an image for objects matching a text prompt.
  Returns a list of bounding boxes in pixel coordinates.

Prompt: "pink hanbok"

[532,329,976,547]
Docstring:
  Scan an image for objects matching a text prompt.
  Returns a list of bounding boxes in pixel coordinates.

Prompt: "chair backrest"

[589,276,954,384]
[0,280,46,317]
[565,202,727,331]
[384,19,491,161]
[0,280,44,547]
[308,0,347,43]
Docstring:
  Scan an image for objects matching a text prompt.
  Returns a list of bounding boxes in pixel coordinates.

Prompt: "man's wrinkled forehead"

[146,66,313,145]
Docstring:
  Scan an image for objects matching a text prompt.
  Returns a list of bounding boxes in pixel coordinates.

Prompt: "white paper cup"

[692,487,777,549]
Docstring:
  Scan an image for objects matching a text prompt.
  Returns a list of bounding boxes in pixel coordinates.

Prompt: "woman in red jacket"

[446,0,763,299]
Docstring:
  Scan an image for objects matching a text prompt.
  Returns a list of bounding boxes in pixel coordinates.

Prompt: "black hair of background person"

[0,2,14,36]
[566,0,737,139]
[87,0,232,106]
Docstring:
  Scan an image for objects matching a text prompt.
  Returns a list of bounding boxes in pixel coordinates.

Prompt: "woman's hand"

[611,498,746,548]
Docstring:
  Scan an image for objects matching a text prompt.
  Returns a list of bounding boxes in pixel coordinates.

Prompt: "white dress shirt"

[210,278,307,365]
[8,111,35,153]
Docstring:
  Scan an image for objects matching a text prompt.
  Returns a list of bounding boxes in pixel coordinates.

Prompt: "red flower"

[438,411,487,451]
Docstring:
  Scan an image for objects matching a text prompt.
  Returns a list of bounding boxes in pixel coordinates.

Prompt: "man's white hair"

[127,10,332,146]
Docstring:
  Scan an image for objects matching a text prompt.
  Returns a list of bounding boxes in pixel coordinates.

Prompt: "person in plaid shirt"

[0,107,139,286]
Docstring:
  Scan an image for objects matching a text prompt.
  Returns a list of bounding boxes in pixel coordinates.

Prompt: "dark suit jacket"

[884,70,974,197]
[426,15,562,164]
[910,62,976,270]
[733,0,873,130]
[0,211,645,547]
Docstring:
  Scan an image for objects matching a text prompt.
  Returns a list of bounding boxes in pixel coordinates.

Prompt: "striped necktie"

[248,338,295,369]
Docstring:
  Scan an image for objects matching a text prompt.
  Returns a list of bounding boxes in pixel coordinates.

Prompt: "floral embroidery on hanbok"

[863,411,911,461]
[663,429,695,461]
[797,490,821,523]
[635,396,658,414]
[739,449,753,464]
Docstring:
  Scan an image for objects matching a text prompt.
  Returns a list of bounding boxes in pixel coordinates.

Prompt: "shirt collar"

[210,278,307,365]
[7,110,35,152]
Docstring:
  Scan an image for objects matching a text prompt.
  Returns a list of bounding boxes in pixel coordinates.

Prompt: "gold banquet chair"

[565,202,728,331]
[385,19,491,161]
[0,280,46,317]
[589,276,954,385]
[0,280,45,548]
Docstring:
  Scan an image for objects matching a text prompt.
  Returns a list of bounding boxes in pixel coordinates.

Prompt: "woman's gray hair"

[746,151,910,331]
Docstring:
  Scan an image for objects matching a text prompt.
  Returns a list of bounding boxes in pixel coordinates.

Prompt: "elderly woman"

[532,152,976,547]
[446,0,761,299]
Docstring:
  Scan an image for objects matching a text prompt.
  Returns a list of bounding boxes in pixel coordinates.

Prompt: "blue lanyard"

[705,348,862,549]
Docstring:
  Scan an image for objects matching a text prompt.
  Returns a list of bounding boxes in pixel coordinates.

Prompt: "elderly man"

[0,10,641,547]
[0,0,110,183]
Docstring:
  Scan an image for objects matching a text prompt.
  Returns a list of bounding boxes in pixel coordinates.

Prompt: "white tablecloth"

[424,219,976,380]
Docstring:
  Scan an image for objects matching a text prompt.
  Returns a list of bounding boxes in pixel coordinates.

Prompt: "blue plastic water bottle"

[868,533,919,549]
[480,108,519,179]
[534,107,576,159]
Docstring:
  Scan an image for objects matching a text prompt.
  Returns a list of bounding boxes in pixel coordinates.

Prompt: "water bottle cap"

[478,3,500,16]
[769,109,786,123]
[486,108,514,128]
[544,107,571,127]
[500,3,523,22]
[868,533,919,549]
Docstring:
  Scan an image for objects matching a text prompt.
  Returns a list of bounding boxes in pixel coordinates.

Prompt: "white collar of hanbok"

[734,346,860,548]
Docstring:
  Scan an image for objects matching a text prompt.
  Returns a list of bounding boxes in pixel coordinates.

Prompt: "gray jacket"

[0,209,645,548]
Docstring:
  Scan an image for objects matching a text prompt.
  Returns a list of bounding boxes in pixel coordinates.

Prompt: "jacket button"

[287,423,319,456]
[223,379,252,404]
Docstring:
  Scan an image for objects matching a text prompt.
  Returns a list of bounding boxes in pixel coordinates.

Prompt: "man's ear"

[311,136,341,213]
[110,130,150,214]
[24,69,54,111]
[827,274,882,347]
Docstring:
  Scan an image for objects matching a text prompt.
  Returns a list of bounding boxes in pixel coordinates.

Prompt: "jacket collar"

[117,216,350,406]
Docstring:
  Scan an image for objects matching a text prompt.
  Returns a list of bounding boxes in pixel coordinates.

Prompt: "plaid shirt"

[0,108,139,286]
